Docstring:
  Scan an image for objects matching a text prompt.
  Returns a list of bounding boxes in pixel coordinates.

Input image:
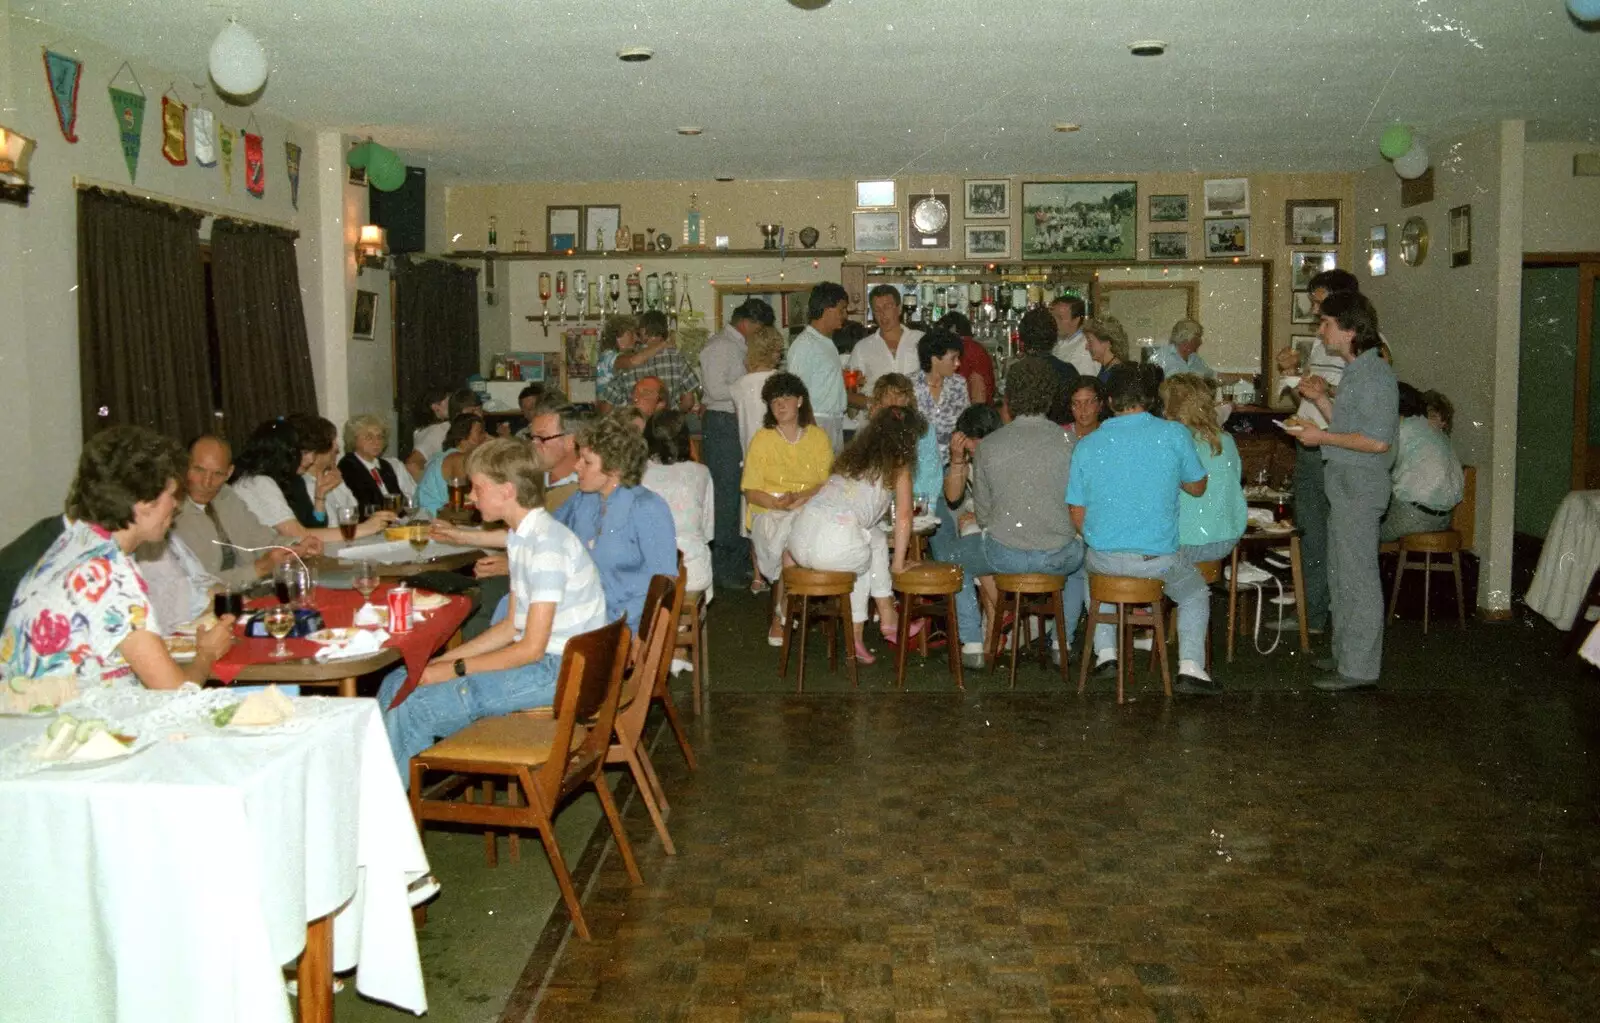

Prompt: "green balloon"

[1379,123,1413,160]
[365,144,398,177]
[369,153,407,192]
[346,141,372,170]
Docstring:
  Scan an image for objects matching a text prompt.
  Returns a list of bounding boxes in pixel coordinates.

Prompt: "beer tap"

[555,271,568,327]
[572,270,588,322]
[537,272,552,337]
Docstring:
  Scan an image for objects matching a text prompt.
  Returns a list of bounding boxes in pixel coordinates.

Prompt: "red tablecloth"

[211,585,471,706]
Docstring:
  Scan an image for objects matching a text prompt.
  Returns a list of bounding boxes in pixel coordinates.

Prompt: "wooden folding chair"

[606,576,679,854]
[408,618,639,941]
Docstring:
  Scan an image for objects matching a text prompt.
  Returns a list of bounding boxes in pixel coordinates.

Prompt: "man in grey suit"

[169,435,319,588]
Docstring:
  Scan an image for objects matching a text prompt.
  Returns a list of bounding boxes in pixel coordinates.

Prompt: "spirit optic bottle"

[487,216,498,252]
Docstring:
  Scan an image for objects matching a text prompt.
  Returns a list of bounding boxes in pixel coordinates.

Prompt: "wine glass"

[408,525,430,560]
[353,559,380,608]
[263,605,295,657]
[336,506,359,541]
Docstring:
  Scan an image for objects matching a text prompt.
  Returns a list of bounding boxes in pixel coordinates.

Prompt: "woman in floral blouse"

[0,427,234,689]
[912,328,971,467]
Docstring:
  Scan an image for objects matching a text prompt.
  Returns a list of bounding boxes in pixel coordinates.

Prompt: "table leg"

[1290,536,1310,652]
[297,912,334,1023]
[1227,547,1239,662]
[338,677,356,699]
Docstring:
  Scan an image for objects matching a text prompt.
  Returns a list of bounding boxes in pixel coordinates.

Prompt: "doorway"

[1516,255,1600,538]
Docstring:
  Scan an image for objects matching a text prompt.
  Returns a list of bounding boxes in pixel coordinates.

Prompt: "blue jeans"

[377,653,561,789]
[982,534,1086,649]
[1180,539,1238,567]
[702,410,750,584]
[1087,550,1210,669]
[930,500,985,646]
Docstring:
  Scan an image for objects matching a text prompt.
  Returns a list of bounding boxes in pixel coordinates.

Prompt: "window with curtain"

[392,256,481,456]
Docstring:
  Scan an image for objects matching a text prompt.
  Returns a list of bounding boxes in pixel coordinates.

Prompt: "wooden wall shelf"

[447,248,847,261]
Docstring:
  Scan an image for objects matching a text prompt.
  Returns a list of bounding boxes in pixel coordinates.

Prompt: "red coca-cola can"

[387,584,414,634]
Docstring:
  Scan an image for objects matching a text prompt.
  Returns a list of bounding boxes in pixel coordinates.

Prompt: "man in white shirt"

[700,299,773,587]
[1382,383,1463,541]
[1148,319,1217,381]
[786,282,851,450]
[1050,296,1098,377]
[847,286,924,422]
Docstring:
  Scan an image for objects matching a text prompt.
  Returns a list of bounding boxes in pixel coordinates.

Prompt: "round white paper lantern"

[1393,142,1430,180]
[209,19,268,98]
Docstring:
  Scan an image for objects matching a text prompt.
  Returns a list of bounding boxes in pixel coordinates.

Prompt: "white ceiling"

[14,0,1599,183]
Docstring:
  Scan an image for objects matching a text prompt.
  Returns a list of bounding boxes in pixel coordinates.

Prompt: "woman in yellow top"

[740,372,833,641]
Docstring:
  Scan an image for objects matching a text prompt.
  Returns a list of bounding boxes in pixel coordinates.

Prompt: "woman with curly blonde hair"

[595,314,639,410]
[554,410,679,632]
[1084,316,1130,383]
[784,405,927,662]
[1160,373,1246,565]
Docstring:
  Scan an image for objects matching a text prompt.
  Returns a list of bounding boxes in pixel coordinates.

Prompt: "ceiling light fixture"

[617,46,654,62]
[676,126,704,136]
[1052,122,1082,133]
[714,175,735,182]
[1128,39,1167,57]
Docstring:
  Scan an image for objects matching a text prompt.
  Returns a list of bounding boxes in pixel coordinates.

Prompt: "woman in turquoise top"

[416,414,487,515]
[1161,374,1247,564]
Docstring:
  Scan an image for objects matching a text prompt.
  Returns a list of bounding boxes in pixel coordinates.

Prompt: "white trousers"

[787,516,890,622]
[750,509,798,583]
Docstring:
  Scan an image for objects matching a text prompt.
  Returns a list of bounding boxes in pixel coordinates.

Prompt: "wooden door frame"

[1524,253,1600,490]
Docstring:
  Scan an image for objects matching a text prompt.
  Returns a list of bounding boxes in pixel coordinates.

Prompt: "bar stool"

[1388,529,1466,633]
[1080,574,1171,704]
[988,573,1069,689]
[1165,560,1221,672]
[892,562,966,690]
[777,567,858,692]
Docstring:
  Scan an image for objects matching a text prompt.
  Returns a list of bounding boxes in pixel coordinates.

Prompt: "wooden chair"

[606,577,678,855]
[988,573,1069,689]
[1388,529,1466,632]
[892,562,966,689]
[1079,574,1170,704]
[650,563,698,771]
[777,567,858,692]
[679,589,709,715]
[408,618,639,941]
[1165,559,1221,672]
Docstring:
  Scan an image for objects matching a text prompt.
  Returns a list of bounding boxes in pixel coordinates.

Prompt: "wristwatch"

[453,658,468,677]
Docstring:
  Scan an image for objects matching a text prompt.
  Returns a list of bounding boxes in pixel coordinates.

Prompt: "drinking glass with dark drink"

[337,506,359,540]
[212,588,245,619]
[448,477,468,512]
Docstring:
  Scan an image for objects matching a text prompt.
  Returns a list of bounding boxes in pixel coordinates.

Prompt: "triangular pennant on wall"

[42,49,82,143]
[108,87,146,182]
[243,131,264,197]
[285,141,302,209]
[161,94,187,166]
[219,126,235,193]
[191,107,217,167]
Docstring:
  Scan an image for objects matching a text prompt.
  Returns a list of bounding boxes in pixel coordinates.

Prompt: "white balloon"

[1393,142,1430,180]
[209,20,268,97]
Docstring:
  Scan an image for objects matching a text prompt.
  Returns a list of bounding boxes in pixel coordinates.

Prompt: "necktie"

[371,466,385,494]
[202,503,237,571]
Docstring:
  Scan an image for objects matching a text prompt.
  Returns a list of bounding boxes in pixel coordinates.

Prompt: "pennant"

[285,141,302,209]
[43,50,83,143]
[243,131,265,197]
[219,126,235,193]
[161,95,187,166]
[191,107,217,167]
[108,87,146,182]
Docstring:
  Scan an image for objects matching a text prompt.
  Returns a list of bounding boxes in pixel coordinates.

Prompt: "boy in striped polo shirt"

[377,439,608,787]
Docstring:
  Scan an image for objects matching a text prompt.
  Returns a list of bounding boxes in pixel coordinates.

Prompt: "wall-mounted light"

[355,223,388,272]
[0,124,36,207]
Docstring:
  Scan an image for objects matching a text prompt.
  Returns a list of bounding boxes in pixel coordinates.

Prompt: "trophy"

[662,272,678,331]
[616,225,631,252]
[758,224,781,250]
[572,270,588,321]
[645,272,662,312]
[608,273,622,316]
[626,272,642,314]
[537,272,552,336]
[555,271,568,326]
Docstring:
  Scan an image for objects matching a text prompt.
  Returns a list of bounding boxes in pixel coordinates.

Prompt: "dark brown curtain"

[77,187,214,443]
[211,218,319,446]
[393,256,480,456]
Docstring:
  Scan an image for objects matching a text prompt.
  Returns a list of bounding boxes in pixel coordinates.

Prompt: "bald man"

[631,376,667,418]
[168,435,320,588]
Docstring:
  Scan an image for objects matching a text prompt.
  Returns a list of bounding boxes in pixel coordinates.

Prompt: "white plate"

[306,628,361,645]
[1275,420,1305,434]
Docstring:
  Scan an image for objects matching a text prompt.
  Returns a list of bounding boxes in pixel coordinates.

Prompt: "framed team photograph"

[1204,217,1250,257]
[1020,180,1136,260]
[1290,250,1337,289]
[964,224,1011,259]
[1285,199,1340,245]
[853,211,901,252]
[1203,177,1250,217]
[964,179,1010,219]
[1149,193,1189,222]
[1148,231,1190,261]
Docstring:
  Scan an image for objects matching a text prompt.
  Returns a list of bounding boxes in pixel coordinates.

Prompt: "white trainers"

[670,658,694,675]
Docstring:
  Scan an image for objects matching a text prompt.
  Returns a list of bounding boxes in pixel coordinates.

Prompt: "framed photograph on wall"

[1285,199,1340,244]
[1020,180,1137,260]
[1290,333,1318,368]
[1148,231,1189,260]
[352,289,377,339]
[856,179,895,208]
[964,179,1010,219]
[1291,290,1317,324]
[1449,204,1472,267]
[964,225,1011,259]
[1204,217,1250,257]
[1368,224,1388,277]
[1149,194,1189,222]
[582,204,620,252]
[1290,250,1337,289]
[1203,177,1250,217]
[853,211,901,252]
[546,205,581,252]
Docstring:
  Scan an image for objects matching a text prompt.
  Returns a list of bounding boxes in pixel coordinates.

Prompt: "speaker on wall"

[369,166,426,254]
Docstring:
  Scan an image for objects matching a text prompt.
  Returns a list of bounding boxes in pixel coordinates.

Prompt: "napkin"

[314,628,390,662]
[352,602,387,627]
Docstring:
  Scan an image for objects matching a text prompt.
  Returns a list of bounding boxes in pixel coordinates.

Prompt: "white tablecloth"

[0,688,429,1023]
[1525,490,1600,630]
